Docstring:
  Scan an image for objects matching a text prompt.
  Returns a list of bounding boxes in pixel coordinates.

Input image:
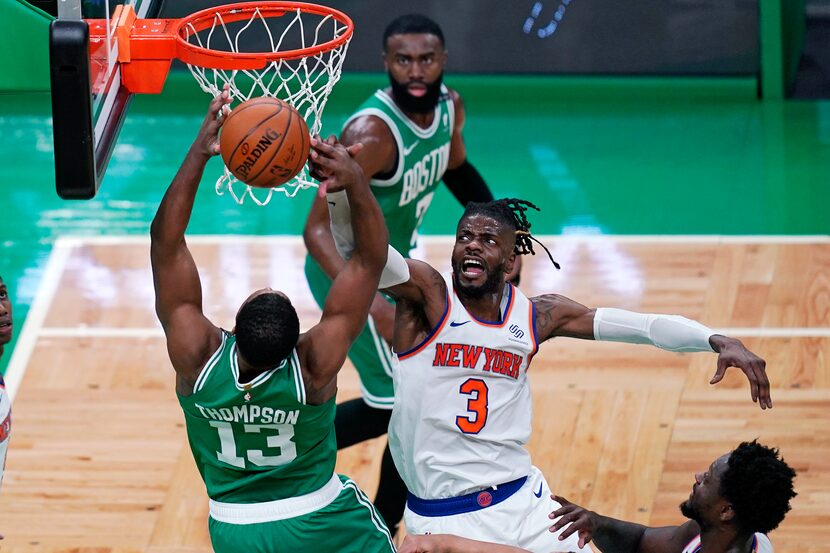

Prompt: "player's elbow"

[302,218,330,257]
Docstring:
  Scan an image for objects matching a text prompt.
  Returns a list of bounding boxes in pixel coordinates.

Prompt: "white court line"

[39,327,165,338]
[8,234,828,404]
[5,239,74,403]
[712,328,830,338]
[58,234,830,247]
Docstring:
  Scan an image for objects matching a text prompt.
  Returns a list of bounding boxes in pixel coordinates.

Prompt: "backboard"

[50,0,160,199]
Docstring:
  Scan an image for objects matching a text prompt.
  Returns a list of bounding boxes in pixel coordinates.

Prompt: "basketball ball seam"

[226,102,286,167]
[245,107,295,187]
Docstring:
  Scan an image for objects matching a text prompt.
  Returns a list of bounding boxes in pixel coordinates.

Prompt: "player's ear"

[719,502,736,523]
[503,252,516,275]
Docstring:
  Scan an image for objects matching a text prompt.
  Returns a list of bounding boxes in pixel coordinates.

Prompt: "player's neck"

[457,285,506,323]
[699,525,754,553]
[403,109,435,129]
[235,354,270,384]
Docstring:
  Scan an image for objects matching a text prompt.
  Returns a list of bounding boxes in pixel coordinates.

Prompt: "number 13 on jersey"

[456,378,489,434]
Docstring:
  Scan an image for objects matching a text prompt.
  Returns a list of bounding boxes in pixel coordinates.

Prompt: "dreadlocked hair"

[462,199,560,269]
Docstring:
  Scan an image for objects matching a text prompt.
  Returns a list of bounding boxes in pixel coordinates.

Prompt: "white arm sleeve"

[593,308,716,352]
[326,190,410,289]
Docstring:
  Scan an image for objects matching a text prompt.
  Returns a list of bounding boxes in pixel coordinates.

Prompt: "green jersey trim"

[343,478,395,549]
[367,317,394,378]
[373,88,452,139]
[229,343,287,392]
[193,331,229,394]
[290,349,306,405]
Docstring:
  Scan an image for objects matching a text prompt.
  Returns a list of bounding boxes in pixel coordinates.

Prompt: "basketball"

[219,97,310,189]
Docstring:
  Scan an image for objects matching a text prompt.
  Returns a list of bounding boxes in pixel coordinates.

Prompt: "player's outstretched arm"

[531,295,772,409]
[303,118,399,340]
[398,534,530,553]
[325,189,447,346]
[549,495,698,553]
[301,137,388,392]
[150,87,230,383]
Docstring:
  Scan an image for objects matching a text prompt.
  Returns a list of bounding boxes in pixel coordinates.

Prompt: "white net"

[182,5,351,205]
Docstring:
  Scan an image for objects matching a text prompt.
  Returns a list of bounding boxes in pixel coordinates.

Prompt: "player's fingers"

[755,360,771,409]
[309,151,339,172]
[552,494,571,506]
[316,180,329,198]
[549,504,574,521]
[345,142,364,157]
[326,134,337,145]
[710,357,728,385]
[743,366,760,404]
[555,516,581,540]
[549,509,579,533]
[310,135,336,155]
[216,104,231,128]
[578,528,593,549]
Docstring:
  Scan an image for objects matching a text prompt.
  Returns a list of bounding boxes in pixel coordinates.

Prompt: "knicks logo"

[476,491,493,507]
[509,324,525,340]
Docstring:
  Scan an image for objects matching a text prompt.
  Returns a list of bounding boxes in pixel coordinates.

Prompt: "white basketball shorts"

[403,465,591,553]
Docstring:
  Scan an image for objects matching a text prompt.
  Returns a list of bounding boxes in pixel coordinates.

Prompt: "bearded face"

[384,33,448,115]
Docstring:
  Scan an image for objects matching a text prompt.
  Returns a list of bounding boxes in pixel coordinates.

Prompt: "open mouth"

[0,321,11,334]
[407,83,427,97]
[461,258,485,278]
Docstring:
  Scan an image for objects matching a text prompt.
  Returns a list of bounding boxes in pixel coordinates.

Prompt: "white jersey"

[389,273,537,499]
[0,376,10,487]
[682,533,773,553]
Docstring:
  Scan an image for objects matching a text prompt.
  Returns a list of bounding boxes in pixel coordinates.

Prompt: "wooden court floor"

[0,236,827,552]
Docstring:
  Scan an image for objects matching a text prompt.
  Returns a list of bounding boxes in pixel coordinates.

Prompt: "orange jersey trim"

[398,287,452,361]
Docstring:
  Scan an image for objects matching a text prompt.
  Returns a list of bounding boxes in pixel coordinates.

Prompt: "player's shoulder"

[341,112,395,145]
[444,86,464,109]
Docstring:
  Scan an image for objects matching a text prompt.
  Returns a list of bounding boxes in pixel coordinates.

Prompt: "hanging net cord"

[184,7,351,205]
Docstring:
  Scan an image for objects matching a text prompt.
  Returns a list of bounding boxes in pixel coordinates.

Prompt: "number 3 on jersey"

[456,378,489,434]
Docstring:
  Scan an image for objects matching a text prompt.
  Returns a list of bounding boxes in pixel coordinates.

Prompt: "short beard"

[679,500,703,526]
[389,72,444,114]
[452,265,504,300]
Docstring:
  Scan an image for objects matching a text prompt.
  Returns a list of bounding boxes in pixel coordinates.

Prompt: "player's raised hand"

[309,135,365,195]
[549,495,598,549]
[194,84,231,158]
[708,335,771,410]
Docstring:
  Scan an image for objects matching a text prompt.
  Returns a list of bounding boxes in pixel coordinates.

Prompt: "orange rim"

[175,1,354,68]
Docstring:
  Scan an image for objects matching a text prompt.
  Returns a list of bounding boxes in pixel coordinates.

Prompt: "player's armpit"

[383,259,444,310]
[530,294,595,343]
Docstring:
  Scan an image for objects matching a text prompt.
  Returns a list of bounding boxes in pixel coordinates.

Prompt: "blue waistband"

[406,476,528,517]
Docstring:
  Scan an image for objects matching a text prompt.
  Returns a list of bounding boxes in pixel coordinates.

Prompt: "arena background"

[0,1,827,550]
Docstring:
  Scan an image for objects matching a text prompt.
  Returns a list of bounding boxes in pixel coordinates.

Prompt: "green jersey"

[177,331,336,503]
[345,86,455,254]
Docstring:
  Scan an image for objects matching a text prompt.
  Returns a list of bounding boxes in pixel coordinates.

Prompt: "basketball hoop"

[93,2,354,204]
